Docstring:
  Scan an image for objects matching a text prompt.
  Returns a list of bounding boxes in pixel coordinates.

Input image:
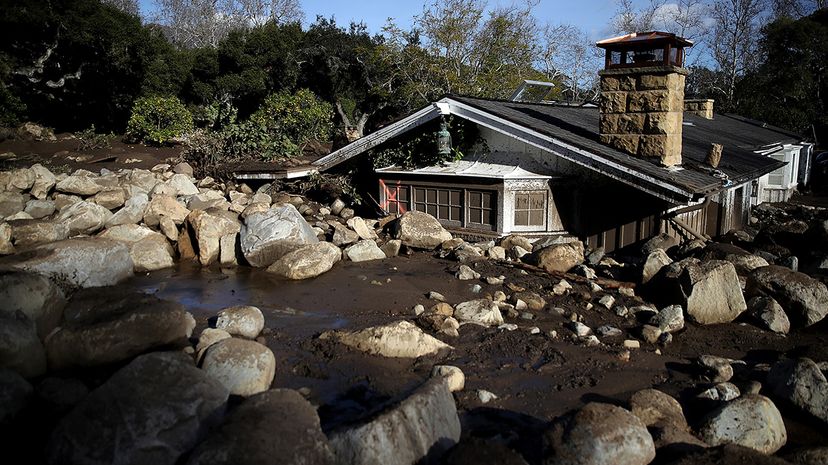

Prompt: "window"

[514,192,546,227]
[382,183,410,214]
[413,187,462,224]
[467,190,495,228]
[766,152,787,187]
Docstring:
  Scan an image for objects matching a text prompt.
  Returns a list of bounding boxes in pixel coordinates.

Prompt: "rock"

[36,376,89,414]
[513,291,546,311]
[698,395,786,454]
[331,222,359,246]
[187,210,241,266]
[195,328,232,362]
[53,193,81,211]
[0,222,12,254]
[0,192,26,219]
[322,320,452,358]
[330,198,346,215]
[55,200,112,234]
[106,192,148,227]
[167,173,199,196]
[767,358,828,425]
[661,259,746,325]
[552,279,572,295]
[445,438,530,465]
[642,233,679,255]
[746,265,828,328]
[5,168,34,192]
[502,235,533,252]
[6,210,32,221]
[145,194,190,226]
[487,245,506,260]
[240,205,318,267]
[478,389,498,403]
[699,355,734,383]
[10,220,69,247]
[456,264,480,280]
[328,377,460,465]
[390,211,452,250]
[598,294,615,309]
[698,383,740,402]
[531,240,584,273]
[215,305,264,339]
[45,295,195,370]
[568,321,592,337]
[0,272,65,339]
[0,310,46,378]
[640,324,662,344]
[30,164,56,199]
[339,207,355,220]
[671,444,793,465]
[91,189,125,210]
[544,403,656,465]
[55,174,102,196]
[650,305,685,333]
[629,389,688,429]
[267,242,341,279]
[99,224,175,272]
[596,325,622,337]
[24,199,55,219]
[186,389,334,465]
[48,352,228,465]
[747,296,790,334]
[347,216,378,240]
[201,338,275,397]
[785,447,828,465]
[0,238,133,288]
[344,240,386,262]
[643,249,673,284]
[0,368,32,424]
[428,291,446,301]
[432,365,465,392]
[381,239,402,258]
[700,243,769,276]
[454,299,504,326]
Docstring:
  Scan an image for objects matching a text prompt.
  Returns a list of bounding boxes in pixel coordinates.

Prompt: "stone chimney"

[596,32,693,167]
[684,99,714,119]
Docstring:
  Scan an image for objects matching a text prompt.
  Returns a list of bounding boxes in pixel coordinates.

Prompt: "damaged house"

[256,32,815,253]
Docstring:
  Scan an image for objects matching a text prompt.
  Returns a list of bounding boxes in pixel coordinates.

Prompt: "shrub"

[250,89,333,158]
[74,125,115,150]
[126,96,193,145]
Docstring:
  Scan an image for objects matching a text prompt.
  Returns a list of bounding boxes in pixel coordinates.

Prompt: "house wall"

[756,144,802,204]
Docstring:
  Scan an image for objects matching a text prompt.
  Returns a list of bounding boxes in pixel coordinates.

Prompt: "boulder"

[0,191,26,218]
[698,395,786,454]
[344,240,386,262]
[347,216,378,240]
[195,328,231,363]
[454,299,504,326]
[36,376,89,415]
[0,272,65,339]
[6,168,34,192]
[29,164,56,199]
[187,209,241,266]
[167,174,199,196]
[201,338,276,397]
[544,403,656,465]
[98,224,175,272]
[53,193,81,210]
[0,238,133,288]
[10,220,70,248]
[700,243,769,276]
[0,222,11,254]
[331,222,359,246]
[659,259,746,325]
[456,264,481,280]
[24,199,56,219]
[432,365,465,392]
[215,305,264,339]
[106,192,149,227]
[531,241,584,273]
[650,305,685,333]
[45,294,195,370]
[642,249,673,284]
[391,211,452,250]
[641,233,679,255]
[186,389,334,465]
[747,296,790,334]
[629,389,688,429]
[698,355,734,383]
[767,358,828,425]
[47,352,229,465]
[121,169,160,197]
[267,242,341,280]
[144,194,190,226]
[381,239,402,258]
[240,205,318,267]
[55,200,112,235]
[55,174,102,196]
[320,320,453,358]
[746,265,828,328]
[328,377,461,465]
[0,310,46,378]
[91,189,126,210]
[0,368,32,424]
[501,235,533,252]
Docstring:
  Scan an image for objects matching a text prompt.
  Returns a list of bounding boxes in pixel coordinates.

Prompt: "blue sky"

[137,0,622,40]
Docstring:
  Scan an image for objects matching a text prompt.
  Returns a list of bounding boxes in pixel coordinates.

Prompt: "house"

[304,32,814,252]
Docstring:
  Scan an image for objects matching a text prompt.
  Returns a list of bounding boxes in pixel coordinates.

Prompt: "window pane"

[438,206,449,219]
[469,192,480,207]
[530,193,545,209]
[427,189,436,203]
[398,187,409,202]
[515,194,528,209]
[482,192,492,208]
[427,205,437,216]
[414,188,425,202]
[515,211,528,226]
[438,190,448,204]
[450,191,461,205]
[529,211,544,226]
[450,206,461,221]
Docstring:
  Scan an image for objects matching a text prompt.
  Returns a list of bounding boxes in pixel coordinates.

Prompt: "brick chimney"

[596,32,693,167]
[684,99,714,119]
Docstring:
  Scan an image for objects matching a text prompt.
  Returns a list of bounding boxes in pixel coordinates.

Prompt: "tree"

[236,0,303,27]
[538,24,602,103]
[710,0,769,110]
[771,0,826,18]
[103,0,140,16]
[611,0,663,34]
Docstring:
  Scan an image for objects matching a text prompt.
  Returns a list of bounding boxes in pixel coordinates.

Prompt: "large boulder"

[698,395,786,454]
[0,368,32,424]
[767,358,828,425]
[186,389,335,465]
[746,265,828,328]
[9,220,70,248]
[320,320,453,358]
[24,199,56,219]
[45,293,195,370]
[106,192,149,227]
[390,211,452,250]
[328,377,461,465]
[628,389,688,429]
[531,241,585,273]
[240,205,318,267]
[144,194,190,226]
[0,191,26,218]
[167,174,199,196]
[187,209,241,266]
[215,305,264,339]
[642,249,673,284]
[0,238,133,288]
[200,338,276,397]
[747,296,790,334]
[344,239,386,262]
[6,168,34,192]
[543,403,655,465]
[657,259,746,324]
[267,242,341,279]
[99,224,175,272]
[454,299,504,326]
[29,164,56,199]
[55,174,102,196]
[47,352,229,465]
[0,222,11,254]
[0,272,65,339]
[699,243,769,276]
[0,310,46,378]
[55,200,113,235]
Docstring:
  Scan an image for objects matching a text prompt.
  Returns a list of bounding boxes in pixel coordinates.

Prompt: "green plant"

[371,116,481,169]
[250,89,333,158]
[125,96,193,145]
[75,125,115,150]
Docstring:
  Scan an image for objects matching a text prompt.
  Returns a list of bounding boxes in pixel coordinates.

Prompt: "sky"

[137,0,623,40]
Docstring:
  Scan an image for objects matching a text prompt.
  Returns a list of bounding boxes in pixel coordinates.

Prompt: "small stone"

[470,284,482,293]
[486,275,505,285]
[619,287,635,297]
[650,305,685,333]
[493,291,507,302]
[498,323,518,331]
[598,295,615,309]
[477,389,497,404]
[428,291,445,302]
[596,325,622,338]
[552,279,572,295]
[432,365,465,392]
[456,264,480,280]
[529,327,540,334]
[514,299,528,311]
[201,338,276,397]
[568,321,592,337]
[615,305,630,317]
[624,340,641,349]
[413,304,425,316]
[641,325,662,344]
[699,355,734,383]
[589,282,603,293]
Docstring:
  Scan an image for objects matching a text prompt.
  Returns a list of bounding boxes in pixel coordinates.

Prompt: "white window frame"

[511,190,548,232]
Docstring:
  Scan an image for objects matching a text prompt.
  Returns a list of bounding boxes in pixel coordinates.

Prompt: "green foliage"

[293,172,363,205]
[74,125,115,150]
[0,52,25,127]
[126,96,193,145]
[250,89,333,158]
[371,116,482,169]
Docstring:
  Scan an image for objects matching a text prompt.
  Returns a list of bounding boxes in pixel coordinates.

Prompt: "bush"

[126,96,193,145]
[250,89,333,158]
[74,125,115,150]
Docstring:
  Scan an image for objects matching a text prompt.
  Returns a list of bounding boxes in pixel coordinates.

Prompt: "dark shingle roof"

[449,95,789,197]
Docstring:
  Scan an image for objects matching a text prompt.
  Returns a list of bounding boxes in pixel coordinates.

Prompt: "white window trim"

[511,190,548,232]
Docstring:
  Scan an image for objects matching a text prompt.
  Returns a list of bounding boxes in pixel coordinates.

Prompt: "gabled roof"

[596,31,693,48]
[313,95,793,203]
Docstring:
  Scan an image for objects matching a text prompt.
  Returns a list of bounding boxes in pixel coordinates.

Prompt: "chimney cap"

[596,31,693,49]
